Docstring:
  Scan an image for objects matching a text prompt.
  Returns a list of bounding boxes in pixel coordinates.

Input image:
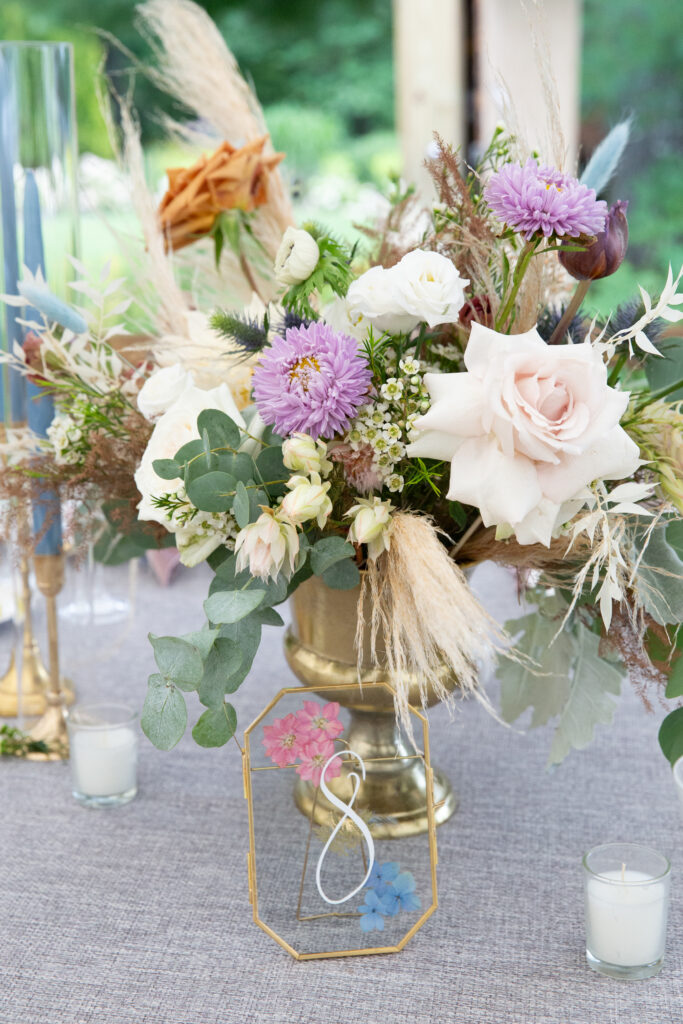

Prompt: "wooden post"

[393,0,467,196]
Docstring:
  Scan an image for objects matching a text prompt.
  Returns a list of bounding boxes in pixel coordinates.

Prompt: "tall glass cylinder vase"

[0,43,80,394]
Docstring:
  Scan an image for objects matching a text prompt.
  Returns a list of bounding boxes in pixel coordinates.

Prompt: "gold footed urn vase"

[284,575,458,839]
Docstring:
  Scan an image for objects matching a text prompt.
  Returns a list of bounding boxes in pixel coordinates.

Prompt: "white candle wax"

[70,726,138,798]
[585,869,668,967]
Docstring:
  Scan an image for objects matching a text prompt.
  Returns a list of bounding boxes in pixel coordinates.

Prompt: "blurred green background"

[1,0,681,312]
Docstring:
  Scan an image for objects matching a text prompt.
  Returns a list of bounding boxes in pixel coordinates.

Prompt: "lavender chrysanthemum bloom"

[252,322,372,440]
[484,158,608,241]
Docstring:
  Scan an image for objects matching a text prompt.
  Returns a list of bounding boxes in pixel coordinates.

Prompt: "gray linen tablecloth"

[1,561,681,1024]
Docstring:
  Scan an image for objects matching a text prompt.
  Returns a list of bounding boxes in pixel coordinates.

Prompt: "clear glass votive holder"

[673,757,683,817]
[583,842,671,980]
[67,703,138,808]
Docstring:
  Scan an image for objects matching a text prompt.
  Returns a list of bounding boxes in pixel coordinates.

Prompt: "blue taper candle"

[24,170,62,556]
[0,52,26,424]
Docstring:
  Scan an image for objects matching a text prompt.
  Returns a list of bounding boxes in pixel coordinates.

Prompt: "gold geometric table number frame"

[242,681,439,960]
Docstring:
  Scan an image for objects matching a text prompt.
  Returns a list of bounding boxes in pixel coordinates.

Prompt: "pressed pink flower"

[330,441,383,494]
[296,736,343,787]
[296,700,344,741]
[262,713,304,767]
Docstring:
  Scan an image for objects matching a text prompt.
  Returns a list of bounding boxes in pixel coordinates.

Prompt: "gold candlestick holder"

[27,553,69,761]
[0,556,75,718]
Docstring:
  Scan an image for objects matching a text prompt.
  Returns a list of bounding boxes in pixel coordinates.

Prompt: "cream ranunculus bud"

[234,509,300,581]
[282,433,333,476]
[137,364,195,421]
[346,496,394,560]
[274,227,320,286]
[280,472,333,528]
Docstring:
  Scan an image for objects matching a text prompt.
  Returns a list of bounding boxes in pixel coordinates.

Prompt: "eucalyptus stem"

[632,374,683,413]
[547,279,591,345]
[495,240,537,332]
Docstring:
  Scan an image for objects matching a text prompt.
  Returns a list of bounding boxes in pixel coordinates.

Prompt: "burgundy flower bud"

[458,294,494,330]
[558,200,629,280]
[22,330,48,386]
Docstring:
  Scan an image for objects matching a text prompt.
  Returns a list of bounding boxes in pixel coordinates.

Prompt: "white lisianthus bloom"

[234,509,300,581]
[137,364,195,421]
[321,295,372,342]
[282,433,333,476]
[346,265,420,335]
[274,227,320,286]
[280,472,333,528]
[135,383,245,528]
[391,249,469,328]
[407,323,641,546]
[346,496,394,560]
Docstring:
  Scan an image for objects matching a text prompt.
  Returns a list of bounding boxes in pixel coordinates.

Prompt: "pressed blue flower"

[366,860,400,897]
[380,871,421,916]
[358,889,386,933]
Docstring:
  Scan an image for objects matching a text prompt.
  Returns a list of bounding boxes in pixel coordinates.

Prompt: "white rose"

[391,249,469,328]
[137,364,195,421]
[234,510,300,581]
[346,496,394,560]
[346,265,420,335]
[274,227,320,286]
[407,323,640,546]
[135,383,245,528]
[282,433,333,476]
[280,472,332,528]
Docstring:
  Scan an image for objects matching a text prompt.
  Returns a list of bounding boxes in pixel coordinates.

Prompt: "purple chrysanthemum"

[484,158,608,241]
[252,322,372,440]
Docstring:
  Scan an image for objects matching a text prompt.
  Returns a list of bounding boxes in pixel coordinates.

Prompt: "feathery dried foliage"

[354,185,427,270]
[356,513,505,738]
[136,0,294,261]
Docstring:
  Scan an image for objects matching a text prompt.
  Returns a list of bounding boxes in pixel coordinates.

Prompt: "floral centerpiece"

[130,130,683,766]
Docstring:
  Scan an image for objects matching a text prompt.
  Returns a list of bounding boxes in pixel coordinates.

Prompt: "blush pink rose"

[407,322,640,545]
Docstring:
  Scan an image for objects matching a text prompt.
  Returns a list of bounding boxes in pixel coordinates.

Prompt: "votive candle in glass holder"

[67,703,138,808]
[583,842,671,980]
[673,757,683,816]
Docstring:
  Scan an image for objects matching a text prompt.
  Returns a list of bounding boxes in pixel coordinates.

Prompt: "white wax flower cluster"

[47,411,87,466]
[346,249,469,335]
[344,356,430,494]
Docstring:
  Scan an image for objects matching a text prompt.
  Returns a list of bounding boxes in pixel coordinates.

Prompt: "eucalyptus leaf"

[174,438,205,466]
[152,458,182,481]
[659,707,683,766]
[254,606,285,627]
[198,638,244,708]
[218,615,262,688]
[637,526,683,625]
[204,588,265,624]
[186,472,236,513]
[664,656,683,699]
[310,536,356,576]
[248,486,269,522]
[196,408,241,449]
[645,338,683,402]
[547,627,622,767]
[181,628,219,660]
[192,702,238,748]
[321,558,361,590]
[149,634,203,690]
[233,480,250,529]
[141,674,187,750]
[255,446,288,497]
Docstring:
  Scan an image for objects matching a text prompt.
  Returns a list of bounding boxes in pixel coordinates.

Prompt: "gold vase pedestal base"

[285,577,461,840]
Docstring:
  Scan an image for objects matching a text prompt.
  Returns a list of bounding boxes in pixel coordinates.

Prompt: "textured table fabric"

[0,561,681,1024]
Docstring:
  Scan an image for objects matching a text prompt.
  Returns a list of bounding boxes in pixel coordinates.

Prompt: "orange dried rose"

[158,136,284,252]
